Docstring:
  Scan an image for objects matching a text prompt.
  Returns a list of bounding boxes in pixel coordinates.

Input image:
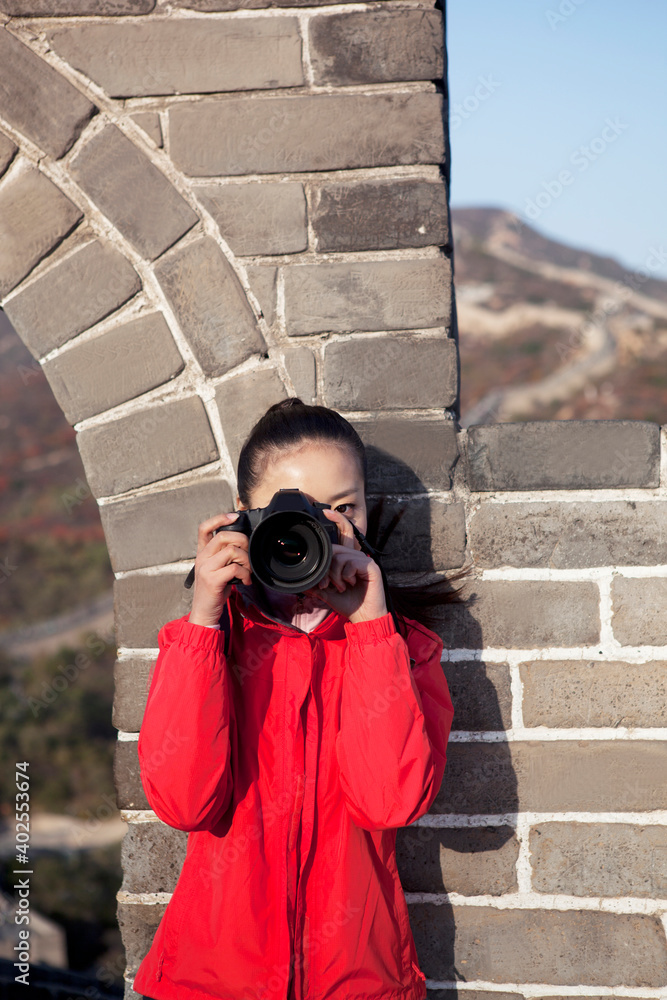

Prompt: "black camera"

[186,488,340,594]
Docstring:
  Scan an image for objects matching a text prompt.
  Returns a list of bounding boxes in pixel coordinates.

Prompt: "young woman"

[133,398,471,1000]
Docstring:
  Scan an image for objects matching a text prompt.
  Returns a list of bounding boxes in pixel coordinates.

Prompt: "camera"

[213,488,339,594]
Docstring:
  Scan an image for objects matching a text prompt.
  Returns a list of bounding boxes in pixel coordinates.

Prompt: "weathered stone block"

[309,8,443,85]
[197,181,307,255]
[169,92,446,176]
[114,573,193,650]
[113,657,152,733]
[214,368,287,470]
[436,742,667,814]
[530,822,667,897]
[117,900,166,980]
[521,659,667,727]
[69,124,198,261]
[465,420,661,491]
[469,500,667,568]
[323,335,456,410]
[322,335,457,410]
[171,0,361,7]
[376,499,466,572]
[130,111,163,147]
[312,178,449,252]
[121,822,188,894]
[3,240,141,357]
[76,395,218,498]
[1,0,155,12]
[0,27,96,158]
[154,237,267,376]
[42,312,184,423]
[283,346,316,404]
[245,265,278,328]
[0,131,17,176]
[101,476,233,573]
[0,165,83,298]
[114,739,146,810]
[284,256,452,335]
[430,579,600,650]
[47,17,303,97]
[411,904,667,986]
[351,414,460,493]
[612,576,667,646]
[442,660,512,731]
[397,824,518,895]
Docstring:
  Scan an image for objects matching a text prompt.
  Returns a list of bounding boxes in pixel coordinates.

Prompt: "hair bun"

[268,397,305,412]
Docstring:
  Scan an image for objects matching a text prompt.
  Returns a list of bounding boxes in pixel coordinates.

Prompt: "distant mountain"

[452,206,667,425]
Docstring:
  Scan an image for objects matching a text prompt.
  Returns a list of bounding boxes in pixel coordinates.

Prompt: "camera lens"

[250,512,332,593]
[273,532,308,567]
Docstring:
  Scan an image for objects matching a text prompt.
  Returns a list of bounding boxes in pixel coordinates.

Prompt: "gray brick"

[168,91,445,176]
[530,822,667,898]
[0,165,82,297]
[309,8,443,85]
[171,0,393,8]
[76,395,218,498]
[197,181,307,255]
[426,994,521,1000]
[171,0,359,6]
[214,367,287,471]
[442,660,512,731]
[0,27,95,159]
[114,573,193,649]
[521,659,667,728]
[46,17,303,97]
[397,824,518,896]
[376,499,466,573]
[322,335,457,410]
[101,476,233,573]
[351,414,460,493]
[412,904,667,987]
[42,312,184,423]
[0,131,17,176]
[430,580,600,650]
[465,420,661,491]
[283,346,316,404]
[130,111,162,147]
[117,900,166,979]
[245,265,278,328]
[470,500,667,568]
[437,742,667,814]
[0,0,154,12]
[284,257,451,335]
[155,236,266,377]
[114,739,146,810]
[121,822,187,893]
[312,178,449,252]
[612,576,667,646]
[3,240,141,357]
[113,657,152,733]
[69,124,197,260]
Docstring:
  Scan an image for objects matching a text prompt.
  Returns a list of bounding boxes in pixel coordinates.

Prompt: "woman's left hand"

[304,508,388,624]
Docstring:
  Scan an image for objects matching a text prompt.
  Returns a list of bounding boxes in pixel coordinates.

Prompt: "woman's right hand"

[188,512,252,628]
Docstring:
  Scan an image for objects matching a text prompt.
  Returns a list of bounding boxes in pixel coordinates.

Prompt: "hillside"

[453,206,667,425]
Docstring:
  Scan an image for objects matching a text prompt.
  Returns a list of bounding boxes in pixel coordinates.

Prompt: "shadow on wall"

[358,445,519,986]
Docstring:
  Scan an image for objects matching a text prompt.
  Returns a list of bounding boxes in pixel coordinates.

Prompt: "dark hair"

[237,398,475,633]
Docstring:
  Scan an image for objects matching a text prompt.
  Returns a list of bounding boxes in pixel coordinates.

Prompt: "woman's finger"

[322,508,359,550]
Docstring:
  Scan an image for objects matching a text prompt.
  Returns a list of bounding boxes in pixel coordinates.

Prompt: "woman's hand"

[188,512,252,628]
[304,508,388,624]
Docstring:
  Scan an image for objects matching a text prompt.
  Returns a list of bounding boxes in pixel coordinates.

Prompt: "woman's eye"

[335,503,354,514]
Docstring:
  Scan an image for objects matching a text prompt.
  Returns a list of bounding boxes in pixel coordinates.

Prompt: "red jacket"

[133,584,454,1000]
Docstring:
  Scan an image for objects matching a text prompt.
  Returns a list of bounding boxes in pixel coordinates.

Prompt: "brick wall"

[0,1,665,996]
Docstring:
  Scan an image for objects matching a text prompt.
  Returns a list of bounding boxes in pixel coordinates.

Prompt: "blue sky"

[446,0,667,278]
